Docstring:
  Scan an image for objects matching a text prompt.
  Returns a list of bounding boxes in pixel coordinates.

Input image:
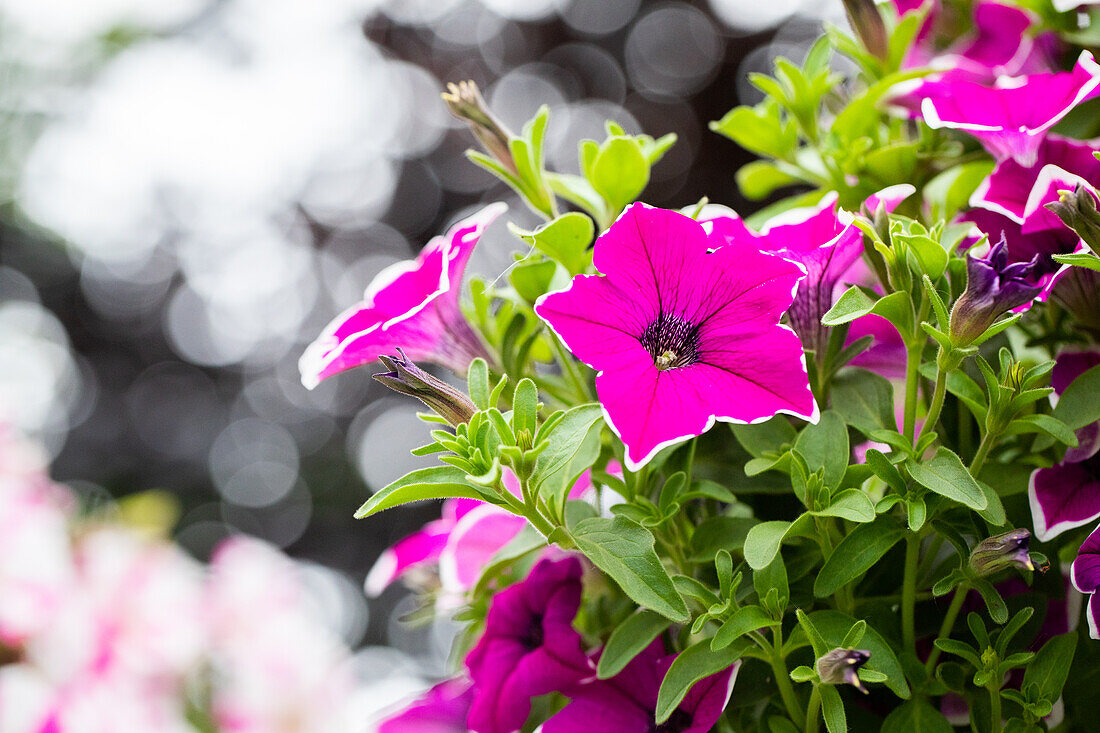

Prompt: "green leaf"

[1052,251,1100,271]
[655,639,748,723]
[531,404,604,510]
[467,359,490,410]
[510,213,594,276]
[819,685,846,733]
[814,489,876,523]
[1022,632,1076,702]
[831,369,896,436]
[907,449,988,511]
[712,606,777,650]
[736,160,802,200]
[793,411,848,491]
[814,517,904,597]
[806,610,910,699]
[732,418,797,458]
[508,258,559,304]
[923,161,996,221]
[512,379,538,438]
[710,103,796,159]
[821,285,877,326]
[597,610,671,679]
[881,700,954,733]
[689,516,756,561]
[754,552,789,614]
[570,516,689,622]
[354,466,484,518]
[1052,363,1100,432]
[591,137,648,214]
[744,520,792,570]
[864,449,906,493]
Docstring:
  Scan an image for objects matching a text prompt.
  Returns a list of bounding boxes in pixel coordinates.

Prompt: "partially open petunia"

[536,203,817,470]
[1071,523,1100,639]
[464,556,592,733]
[1029,349,1100,541]
[299,203,506,388]
[544,639,738,733]
[917,51,1100,166]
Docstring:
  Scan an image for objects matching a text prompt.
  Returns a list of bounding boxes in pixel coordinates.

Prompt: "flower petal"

[1071,524,1100,594]
[1029,461,1100,541]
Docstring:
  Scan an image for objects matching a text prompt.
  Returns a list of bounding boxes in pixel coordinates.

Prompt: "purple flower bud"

[969,529,1034,577]
[816,648,872,693]
[842,0,887,60]
[441,80,516,175]
[949,237,1043,346]
[374,351,477,427]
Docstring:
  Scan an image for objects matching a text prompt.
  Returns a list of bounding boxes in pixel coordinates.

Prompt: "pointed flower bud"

[949,237,1043,346]
[1046,182,1100,257]
[374,351,477,427]
[816,648,872,693]
[442,80,517,175]
[969,529,1034,577]
[842,0,887,60]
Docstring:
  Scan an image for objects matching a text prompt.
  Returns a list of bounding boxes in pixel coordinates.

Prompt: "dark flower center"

[520,614,544,650]
[651,709,693,733]
[640,313,701,371]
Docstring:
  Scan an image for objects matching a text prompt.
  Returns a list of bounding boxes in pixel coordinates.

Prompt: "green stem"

[915,368,947,449]
[499,480,557,538]
[805,687,822,733]
[969,432,997,476]
[924,583,969,673]
[902,534,920,651]
[770,629,806,730]
[903,344,922,441]
[988,683,1003,733]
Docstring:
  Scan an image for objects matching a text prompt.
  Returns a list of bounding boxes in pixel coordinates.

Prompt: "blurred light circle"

[209,418,301,508]
[624,4,723,99]
[124,362,226,460]
[348,400,433,491]
[547,100,638,174]
[488,64,567,133]
[480,0,557,21]
[220,480,313,546]
[542,43,628,103]
[430,3,506,48]
[737,42,808,105]
[707,0,807,33]
[299,562,371,647]
[381,0,463,24]
[557,0,640,36]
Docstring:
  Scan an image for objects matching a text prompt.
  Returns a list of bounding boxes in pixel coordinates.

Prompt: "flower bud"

[1046,182,1100,257]
[841,0,887,60]
[816,648,871,693]
[949,237,1043,347]
[374,351,477,427]
[442,80,516,175]
[969,529,1034,577]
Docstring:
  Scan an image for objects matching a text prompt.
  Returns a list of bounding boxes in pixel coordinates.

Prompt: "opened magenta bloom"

[535,203,817,470]
[1029,349,1100,541]
[299,203,505,388]
[918,51,1100,166]
[544,640,738,733]
[1071,523,1100,639]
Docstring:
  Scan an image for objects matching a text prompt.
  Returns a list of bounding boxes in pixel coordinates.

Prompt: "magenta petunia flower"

[917,51,1100,166]
[536,203,817,470]
[1071,523,1100,639]
[1029,349,1100,541]
[544,640,739,733]
[377,677,474,733]
[465,555,592,733]
[299,203,506,388]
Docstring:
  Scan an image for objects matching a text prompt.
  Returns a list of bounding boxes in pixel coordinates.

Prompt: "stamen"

[640,313,701,370]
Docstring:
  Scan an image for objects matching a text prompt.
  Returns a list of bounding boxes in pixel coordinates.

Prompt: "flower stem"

[769,629,806,730]
[915,368,947,449]
[924,582,969,673]
[902,534,920,651]
[805,687,822,733]
[988,682,1003,733]
[903,344,922,441]
[969,432,997,476]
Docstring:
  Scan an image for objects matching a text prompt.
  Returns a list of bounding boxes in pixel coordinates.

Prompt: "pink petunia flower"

[299,203,506,388]
[536,203,817,470]
[1029,349,1100,542]
[916,51,1100,166]
[544,640,739,733]
[464,556,592,733]
[376,677,474,733]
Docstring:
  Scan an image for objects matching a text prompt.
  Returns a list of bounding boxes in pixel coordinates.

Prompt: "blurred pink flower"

[299,202,506,387]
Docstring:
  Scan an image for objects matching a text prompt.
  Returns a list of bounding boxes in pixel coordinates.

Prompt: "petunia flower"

[464,556,591,733]
[1071,523,1100,639]
[536,203,817,470]
[299,203,506,388]
[917,51,1100,166]
[1029,349,1100,541]
[544,640,738,733]
[948,236,1043,346]
[377,677,474,733]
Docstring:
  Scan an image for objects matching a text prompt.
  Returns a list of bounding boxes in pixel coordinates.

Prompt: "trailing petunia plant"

[304,3,1100,731]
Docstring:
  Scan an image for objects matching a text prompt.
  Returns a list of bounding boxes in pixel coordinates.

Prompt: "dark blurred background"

[0,0,844,662]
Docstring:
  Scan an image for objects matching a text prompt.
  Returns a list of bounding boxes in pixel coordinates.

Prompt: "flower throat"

[640,313,701,370]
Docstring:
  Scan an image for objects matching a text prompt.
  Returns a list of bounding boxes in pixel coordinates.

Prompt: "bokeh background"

[0,0,847,712]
